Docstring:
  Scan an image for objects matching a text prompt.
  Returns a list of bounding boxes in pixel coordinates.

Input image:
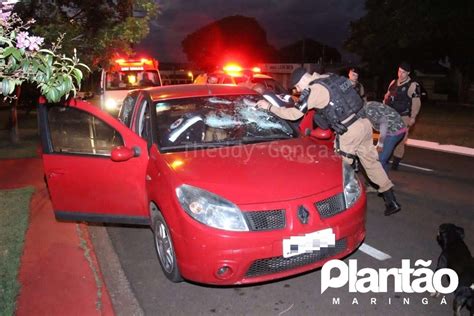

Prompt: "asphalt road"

[104,147,474,316]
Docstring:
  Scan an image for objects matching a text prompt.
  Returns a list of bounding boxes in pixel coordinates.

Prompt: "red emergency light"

[140,58,153,65]
[113,57,158,71]
[223,63,261,77]
[223,63,242,73]
[251,67,261,73]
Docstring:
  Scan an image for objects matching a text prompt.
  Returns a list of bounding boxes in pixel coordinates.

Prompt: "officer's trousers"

[337,118,394,192]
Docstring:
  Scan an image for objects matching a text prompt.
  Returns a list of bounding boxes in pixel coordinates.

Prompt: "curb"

[88,225,144,316]
[406,138,474,157]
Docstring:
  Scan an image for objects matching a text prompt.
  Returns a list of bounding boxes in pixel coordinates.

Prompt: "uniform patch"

[339,80,352,92]
[412,83,421,98]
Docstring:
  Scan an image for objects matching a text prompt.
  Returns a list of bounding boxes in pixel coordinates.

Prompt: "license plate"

[282,228,336,258]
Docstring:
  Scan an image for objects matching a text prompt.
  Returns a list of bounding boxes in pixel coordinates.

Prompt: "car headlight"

[176,184,249,231]
[105,98,118,110]
[343,162,362,208]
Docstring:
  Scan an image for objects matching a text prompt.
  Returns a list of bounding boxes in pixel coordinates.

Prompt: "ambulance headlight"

[105,99,118,110]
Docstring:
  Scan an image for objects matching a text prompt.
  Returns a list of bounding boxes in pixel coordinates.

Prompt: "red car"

[38,84,366,285]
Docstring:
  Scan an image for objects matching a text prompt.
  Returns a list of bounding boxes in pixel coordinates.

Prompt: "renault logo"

[297,205,310,224]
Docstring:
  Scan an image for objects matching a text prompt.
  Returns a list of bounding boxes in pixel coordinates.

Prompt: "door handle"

[47,169,65,179]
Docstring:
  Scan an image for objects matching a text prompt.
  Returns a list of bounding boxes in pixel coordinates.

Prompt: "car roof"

[208,71,273,80]
[146,84,258,102]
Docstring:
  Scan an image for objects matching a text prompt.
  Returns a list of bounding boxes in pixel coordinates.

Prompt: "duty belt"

[342,115,359,128]
[335,135,360,172]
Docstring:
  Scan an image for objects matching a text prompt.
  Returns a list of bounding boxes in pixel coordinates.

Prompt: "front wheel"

[152,210,182,282]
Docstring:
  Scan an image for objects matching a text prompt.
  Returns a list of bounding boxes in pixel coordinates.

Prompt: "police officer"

[383,62,421,170]
[257,67,401,216]
[348,67,367,101]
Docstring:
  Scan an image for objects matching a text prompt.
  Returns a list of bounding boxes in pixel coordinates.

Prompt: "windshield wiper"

[161,136,295,152]
[161,140,244,152]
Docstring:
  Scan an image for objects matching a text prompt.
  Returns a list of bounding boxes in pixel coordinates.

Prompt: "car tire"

[152,209,182,283]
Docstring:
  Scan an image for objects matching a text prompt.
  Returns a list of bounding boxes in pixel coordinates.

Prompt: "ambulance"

[96,57,162,113]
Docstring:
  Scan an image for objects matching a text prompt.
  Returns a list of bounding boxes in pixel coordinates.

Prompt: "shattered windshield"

[155,94,298,152]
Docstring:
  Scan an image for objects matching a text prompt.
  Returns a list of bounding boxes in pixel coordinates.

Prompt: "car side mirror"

[310,127,332,140]
[111,146,139,162]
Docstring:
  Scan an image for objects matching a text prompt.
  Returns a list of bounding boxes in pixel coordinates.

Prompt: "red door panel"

[39,99,150,224]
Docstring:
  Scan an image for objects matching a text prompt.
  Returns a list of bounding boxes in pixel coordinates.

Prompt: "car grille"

[245,238,347,278]
[315,193,346,218]
[243,209,286,231]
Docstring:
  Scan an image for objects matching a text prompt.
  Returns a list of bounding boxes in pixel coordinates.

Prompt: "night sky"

[137,0,366,63]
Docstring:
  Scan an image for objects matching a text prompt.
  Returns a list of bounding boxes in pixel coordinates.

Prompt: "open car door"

[38,98,149,225]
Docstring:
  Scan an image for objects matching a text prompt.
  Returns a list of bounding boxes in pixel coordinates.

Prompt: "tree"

[182,15,277,71]
[14,0,159,68]
[1,11,89,102]
[278,38,341,64]
[1,9,88,143]
[345,0,474,101]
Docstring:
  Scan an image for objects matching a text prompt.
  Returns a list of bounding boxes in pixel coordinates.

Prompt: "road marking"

[278,303,294,316]
[389,160,435,172]
[399,162,435,172]
[359,243,392,261]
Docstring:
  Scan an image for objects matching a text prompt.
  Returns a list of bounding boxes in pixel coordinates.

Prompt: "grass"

[0,187,34,316]
[409,102,474,148]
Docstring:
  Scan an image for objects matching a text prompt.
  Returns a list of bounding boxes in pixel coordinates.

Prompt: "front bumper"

[171,188,366,285]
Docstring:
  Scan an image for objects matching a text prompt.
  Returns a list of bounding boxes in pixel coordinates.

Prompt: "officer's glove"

[298,88,311,103]
[331,122,348,135]
[313,112,330,130]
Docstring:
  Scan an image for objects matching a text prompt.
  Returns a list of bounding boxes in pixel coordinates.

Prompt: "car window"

[154,95,298,152]
[47,105,123,156]
[119,93,139,127]
[233,76,247,84]
[251,78,287,94]
[106,70,161,90]
[221,76,235,84]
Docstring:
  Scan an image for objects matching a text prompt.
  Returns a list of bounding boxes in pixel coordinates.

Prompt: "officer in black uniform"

[348,67,367,102]
[383,62,422,170]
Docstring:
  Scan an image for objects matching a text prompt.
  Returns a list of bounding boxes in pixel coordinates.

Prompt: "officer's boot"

[391,157,402,170]
[382,189,401,216]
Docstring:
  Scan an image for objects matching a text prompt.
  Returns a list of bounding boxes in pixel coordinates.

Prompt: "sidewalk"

[0,158,114,315]
[406,138,474,157]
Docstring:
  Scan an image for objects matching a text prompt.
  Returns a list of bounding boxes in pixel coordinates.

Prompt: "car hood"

[161,138,342,205]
